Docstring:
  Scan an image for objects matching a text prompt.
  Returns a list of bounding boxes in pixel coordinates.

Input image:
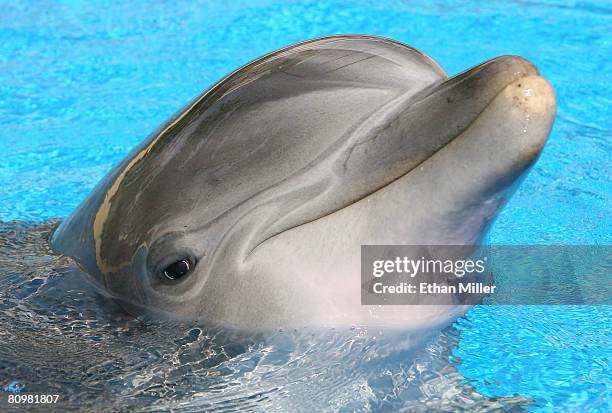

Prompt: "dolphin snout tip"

[497,74,557,163]
[503,75,556,117]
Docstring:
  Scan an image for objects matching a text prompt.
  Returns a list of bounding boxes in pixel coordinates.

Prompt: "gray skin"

[51,35,556,330]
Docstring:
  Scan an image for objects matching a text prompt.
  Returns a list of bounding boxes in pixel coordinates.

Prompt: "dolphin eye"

[162,258,194,280]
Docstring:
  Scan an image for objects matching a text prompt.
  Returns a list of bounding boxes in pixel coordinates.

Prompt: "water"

[0,0,610,411]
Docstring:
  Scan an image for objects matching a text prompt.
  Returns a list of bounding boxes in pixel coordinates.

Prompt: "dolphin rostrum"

[51,35,556,329]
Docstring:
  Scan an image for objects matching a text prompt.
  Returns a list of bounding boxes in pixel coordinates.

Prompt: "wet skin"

[52,35,556,329]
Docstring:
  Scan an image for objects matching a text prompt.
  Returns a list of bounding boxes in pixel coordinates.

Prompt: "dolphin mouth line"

[245,71,539,258]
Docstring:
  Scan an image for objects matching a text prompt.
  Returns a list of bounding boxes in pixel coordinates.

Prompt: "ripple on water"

[0,220,530,412]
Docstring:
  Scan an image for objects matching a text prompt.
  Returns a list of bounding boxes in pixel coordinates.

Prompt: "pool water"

[0,1,610,412]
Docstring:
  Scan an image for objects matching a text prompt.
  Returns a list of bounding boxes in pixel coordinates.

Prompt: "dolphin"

[51,35,556,330]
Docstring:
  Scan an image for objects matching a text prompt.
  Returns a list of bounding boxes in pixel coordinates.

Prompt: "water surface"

[0,1,610,411]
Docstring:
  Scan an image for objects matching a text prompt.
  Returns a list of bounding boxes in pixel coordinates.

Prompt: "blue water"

[0,1,610,411]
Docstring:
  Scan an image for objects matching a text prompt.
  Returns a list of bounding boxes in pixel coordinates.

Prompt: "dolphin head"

[51,36,556,328]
